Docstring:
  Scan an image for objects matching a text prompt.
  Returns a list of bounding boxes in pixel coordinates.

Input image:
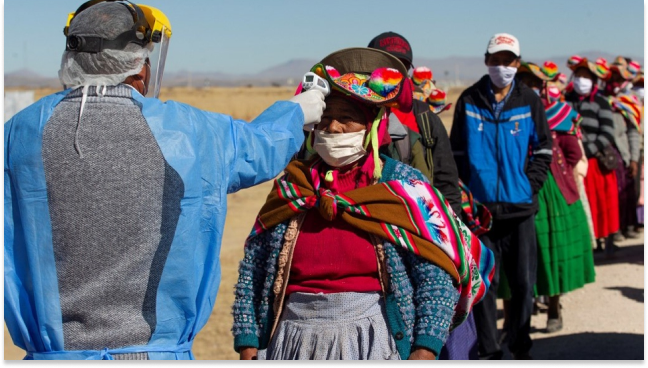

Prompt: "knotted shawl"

[248,158,495,327]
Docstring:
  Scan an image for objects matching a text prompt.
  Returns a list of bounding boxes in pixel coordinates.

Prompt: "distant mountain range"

[5,51,643,89]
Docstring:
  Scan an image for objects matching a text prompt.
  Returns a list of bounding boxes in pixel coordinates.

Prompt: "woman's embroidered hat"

[608,56,641,81]
[517,60,553,81]
[311,47,412,112]
[567,55,610,79]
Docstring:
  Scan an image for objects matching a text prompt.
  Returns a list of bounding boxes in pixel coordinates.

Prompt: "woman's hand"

[628,160,639,178]
[240,347,258,360]
[408,347,436,360]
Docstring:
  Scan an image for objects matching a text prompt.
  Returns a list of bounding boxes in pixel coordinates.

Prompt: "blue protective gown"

[4,88,305,359]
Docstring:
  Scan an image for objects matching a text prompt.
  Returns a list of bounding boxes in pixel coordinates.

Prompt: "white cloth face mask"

[488,66,517,88]
[313,129,367,167]
[573,77,593,95]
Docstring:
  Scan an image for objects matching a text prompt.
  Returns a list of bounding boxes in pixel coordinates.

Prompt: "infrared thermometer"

[302,72,330,96]
[301,72,330,131]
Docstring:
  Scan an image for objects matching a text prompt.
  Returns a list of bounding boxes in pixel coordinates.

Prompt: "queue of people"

[3,0,642,361]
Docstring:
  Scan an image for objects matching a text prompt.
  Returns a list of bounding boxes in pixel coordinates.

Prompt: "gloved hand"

[289,89,326,130]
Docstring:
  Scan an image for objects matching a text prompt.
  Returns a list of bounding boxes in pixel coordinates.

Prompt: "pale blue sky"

[3,0,646,77]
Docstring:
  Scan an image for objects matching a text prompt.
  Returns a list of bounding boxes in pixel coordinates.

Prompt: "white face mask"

[313,129,367,167]
[488,66,517,88]
[573,77,593,96]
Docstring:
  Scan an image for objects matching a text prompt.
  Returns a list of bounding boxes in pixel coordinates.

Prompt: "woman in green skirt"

[500,61,596,333]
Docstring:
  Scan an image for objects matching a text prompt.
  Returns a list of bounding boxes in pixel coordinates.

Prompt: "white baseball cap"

[486,33,520,57]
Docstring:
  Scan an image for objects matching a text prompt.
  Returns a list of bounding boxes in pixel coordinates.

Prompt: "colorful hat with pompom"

[567,55,610,79]
[427,88,452,114]
[540,61,559,80]
[627,60,641,79]
[310,47,412,112]
[412,66,433,86]
[608,56,641,81]
[517,60,553,81]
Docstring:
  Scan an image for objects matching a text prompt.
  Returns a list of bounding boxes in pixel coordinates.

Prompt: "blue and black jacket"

[450,75,552,220]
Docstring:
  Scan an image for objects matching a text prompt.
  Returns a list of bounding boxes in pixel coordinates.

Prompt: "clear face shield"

[139,4,172,98]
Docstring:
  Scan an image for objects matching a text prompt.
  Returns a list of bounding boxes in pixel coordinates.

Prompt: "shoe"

[613,232,626,243]
[513,351,533,360]
[623,229,640,239]
[546,315,563,333]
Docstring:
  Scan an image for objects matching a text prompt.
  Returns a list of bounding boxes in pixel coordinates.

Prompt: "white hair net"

[59,2,151,88]
[58,2,153,159]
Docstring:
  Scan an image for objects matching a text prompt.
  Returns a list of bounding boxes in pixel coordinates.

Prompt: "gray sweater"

[565,91,615,158]
[612,111,641,166]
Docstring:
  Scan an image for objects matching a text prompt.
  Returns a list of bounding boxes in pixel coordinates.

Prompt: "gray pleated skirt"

[260,291,400,360]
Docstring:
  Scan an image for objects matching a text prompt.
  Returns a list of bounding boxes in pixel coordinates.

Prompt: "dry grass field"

[5,86,643,360]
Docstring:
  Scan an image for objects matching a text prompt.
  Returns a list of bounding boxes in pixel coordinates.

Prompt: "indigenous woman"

[502,61,596,333]
[564,56,619,256]
[601,57,643,241]
[231,48,494,360]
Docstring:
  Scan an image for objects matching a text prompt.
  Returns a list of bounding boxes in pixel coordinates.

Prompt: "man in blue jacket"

[450,33,552,360]
[4,0,325,360]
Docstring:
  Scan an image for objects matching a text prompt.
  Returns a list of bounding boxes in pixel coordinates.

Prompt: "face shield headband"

[64,0,153,53]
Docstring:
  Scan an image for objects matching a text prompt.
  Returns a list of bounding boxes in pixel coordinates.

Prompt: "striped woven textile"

[249,158,495,327]
[545,100,582,134]
[459,179,492,236]
[609,94,642,131]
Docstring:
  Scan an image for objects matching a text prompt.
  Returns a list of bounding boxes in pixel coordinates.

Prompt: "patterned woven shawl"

[545,100,581,134]
[249,158,495,327]
[609,94,642,131]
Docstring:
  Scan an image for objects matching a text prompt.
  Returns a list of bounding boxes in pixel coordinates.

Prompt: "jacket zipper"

[495,116,500,204]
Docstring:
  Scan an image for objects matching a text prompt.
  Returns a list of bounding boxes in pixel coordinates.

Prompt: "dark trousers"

[617,165,638,232]
[473,214,537,358]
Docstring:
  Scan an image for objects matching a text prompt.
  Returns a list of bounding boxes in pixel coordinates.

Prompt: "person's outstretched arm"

[190,90,325,193]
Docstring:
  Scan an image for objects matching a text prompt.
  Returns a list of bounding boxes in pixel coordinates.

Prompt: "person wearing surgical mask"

[564,56,620,258]
[233,47,494,361]
[450,33,553,360]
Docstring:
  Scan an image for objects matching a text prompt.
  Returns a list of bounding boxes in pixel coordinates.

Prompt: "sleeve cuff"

[413,335,445,359]
[234,333,259,353]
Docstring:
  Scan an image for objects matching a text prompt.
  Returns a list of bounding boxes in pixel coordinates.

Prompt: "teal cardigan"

[231,156,459,359]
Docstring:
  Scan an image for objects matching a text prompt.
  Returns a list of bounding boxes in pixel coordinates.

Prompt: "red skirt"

[584,157,620,238]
